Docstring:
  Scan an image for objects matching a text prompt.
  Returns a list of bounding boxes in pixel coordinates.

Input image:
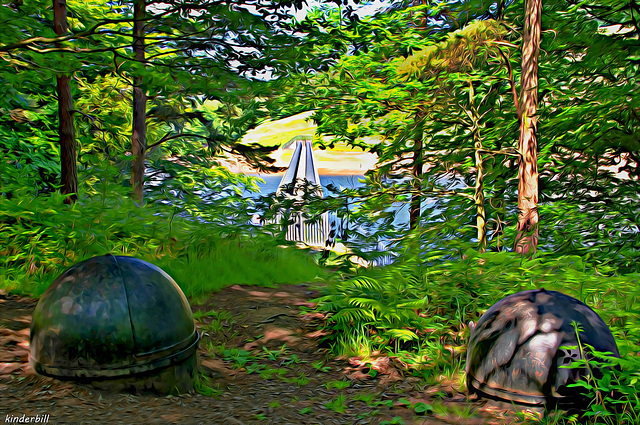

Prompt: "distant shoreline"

[222,148,378,176]
[247,169,368,177]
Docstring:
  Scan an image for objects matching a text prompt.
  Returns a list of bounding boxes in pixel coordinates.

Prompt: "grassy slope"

[0,192,328,300]
[157,240,329,302]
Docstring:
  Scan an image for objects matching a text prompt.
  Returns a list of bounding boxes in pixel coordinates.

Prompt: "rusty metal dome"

[30,255,199,381]
[466,289,619,406]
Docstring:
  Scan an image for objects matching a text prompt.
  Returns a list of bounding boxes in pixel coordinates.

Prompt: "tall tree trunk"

[53,0,77,203]
[515,0,541,254]
[473,129,487,253]
[409,120,424,230]
[491,161,508,252]
[131,0,147,205]
[409,150,422,229]
[468,83,487,252]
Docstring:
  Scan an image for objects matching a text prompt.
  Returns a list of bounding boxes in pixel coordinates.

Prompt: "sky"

[228,1,391,175]
[224,145,378,176]
[261,1,390,174]
[290,0,390,21]
[232,112,378,175]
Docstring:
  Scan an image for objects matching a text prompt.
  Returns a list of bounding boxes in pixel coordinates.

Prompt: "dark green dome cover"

[466,289,619,406]
[30,255,199,379]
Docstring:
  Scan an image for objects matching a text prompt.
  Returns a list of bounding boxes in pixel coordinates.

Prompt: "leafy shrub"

[0,178,327,298]
[559,347,640,425]
[315,245,640,388]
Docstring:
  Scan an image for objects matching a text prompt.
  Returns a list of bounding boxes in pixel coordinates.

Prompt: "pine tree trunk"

[409,121,424,230]
[515,0,541,254]
[467,82,487,252]
[53,0,77,203]
[131,0,147,205]
[474,132,487,253]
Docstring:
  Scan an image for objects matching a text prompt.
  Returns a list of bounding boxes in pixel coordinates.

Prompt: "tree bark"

[409,120,424,230]
[131,0,147,205]
[473,125,487,253]
[515,0,541,254]
[467,83,487,252]
[53,0,77,203]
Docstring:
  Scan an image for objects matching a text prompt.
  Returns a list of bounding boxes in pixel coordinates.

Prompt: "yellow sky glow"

[225,112,379,175]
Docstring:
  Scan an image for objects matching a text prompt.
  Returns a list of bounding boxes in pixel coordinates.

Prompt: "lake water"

[247,174,365,196]
[246,174,412,229]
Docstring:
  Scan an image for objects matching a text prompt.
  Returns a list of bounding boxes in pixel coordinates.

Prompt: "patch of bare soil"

[0,285,526,424]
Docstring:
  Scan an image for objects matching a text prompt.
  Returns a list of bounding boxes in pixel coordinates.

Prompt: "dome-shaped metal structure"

[466,289,619,406]
[30,255,199,388]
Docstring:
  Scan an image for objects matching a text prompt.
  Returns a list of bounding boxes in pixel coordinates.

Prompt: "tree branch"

[147,133,211,153]
[497,46,520,115]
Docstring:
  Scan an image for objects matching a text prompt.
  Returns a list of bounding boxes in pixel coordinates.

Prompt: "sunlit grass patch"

[157,238,328,300]
[0,187,329,299]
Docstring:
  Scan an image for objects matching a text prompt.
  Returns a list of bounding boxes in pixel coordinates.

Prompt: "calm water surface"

[246,174,412,229]
[247,174,365,197]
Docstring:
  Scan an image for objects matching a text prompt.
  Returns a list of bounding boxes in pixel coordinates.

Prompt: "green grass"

[314,248,640,424]
[324,394,348,413]
[1,236,327,300]
[157,239,328,300]
[5,179,640,425]
[0,186,328,299]
[323,379,351,390]
[194,372,223,397]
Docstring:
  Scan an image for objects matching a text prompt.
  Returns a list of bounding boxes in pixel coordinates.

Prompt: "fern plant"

[317,264,436,358]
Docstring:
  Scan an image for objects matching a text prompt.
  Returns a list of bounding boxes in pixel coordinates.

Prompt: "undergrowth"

[315,246,640,423]
[0,185,327,299]
[4,182,640,424]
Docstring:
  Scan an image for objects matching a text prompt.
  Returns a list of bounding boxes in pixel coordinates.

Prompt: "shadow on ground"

[0,285,528,424]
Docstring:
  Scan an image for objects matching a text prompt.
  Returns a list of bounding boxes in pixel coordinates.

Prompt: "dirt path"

[0,285,519,424]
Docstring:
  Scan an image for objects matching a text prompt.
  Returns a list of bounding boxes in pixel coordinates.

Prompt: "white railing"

[276,211,331,248]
